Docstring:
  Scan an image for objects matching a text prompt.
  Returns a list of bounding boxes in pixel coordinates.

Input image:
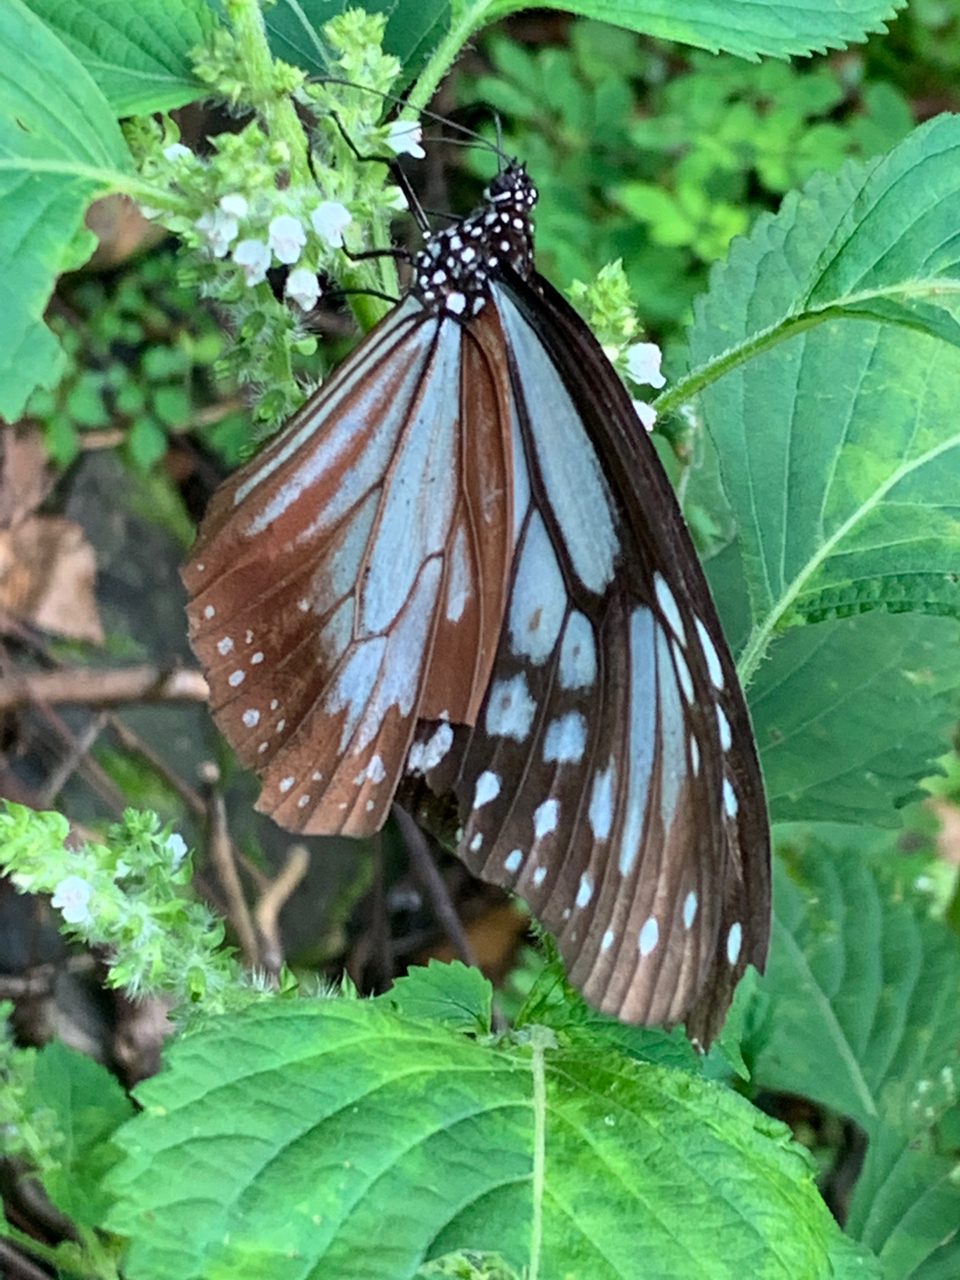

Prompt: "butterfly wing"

[184,296,515,836]
[411,272,770,1043]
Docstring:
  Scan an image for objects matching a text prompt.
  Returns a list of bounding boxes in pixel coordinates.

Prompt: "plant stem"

[406,0,495,114]
[227,0,313,187]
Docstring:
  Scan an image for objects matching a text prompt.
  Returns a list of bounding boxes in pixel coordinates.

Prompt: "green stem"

[405,0,496,114]
[227,0,313,187]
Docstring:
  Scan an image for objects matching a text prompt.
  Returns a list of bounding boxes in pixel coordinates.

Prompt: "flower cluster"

[0,803,236,1008]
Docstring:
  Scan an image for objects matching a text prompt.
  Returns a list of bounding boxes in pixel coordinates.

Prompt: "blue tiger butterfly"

[183,161,770,1045]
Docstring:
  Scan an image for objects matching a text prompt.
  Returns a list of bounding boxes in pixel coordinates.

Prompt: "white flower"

[51,875,93,926]
[163,142,192,163]
[625,342,666,390]
[268,214,307,265]
[310,202,352,249]
[386,119,425,160]
[166,833,188,870]
[219,193,248,219]
[197,207,240,258]
[633,399,657,432]
[285,266,321,311]
[233,238,271,285]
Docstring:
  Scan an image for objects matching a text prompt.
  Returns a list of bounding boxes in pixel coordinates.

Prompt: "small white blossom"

[268,214,307,265]
[167,833,188,870]
[633,400,657,432]
[286,266,321,311]
[625,342,666,390]
[163,142,192,163]
[311,201,352,249]
[219,193,248,219]
[386,119,425,160]
[197,207,240,258]
[51,875,93,926]
[233,238,271,285]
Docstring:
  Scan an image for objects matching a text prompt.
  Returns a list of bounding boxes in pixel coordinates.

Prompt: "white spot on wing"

[695,616,724,689]
[485,672,537,741]
[558,612,596,689]
[367,755,386,783]
[638,916,659,957]
[508,513,566,664]
[532,866,547,887]
[543,711,587,764]
[727,921,743,965]
[717,705,732,751]
[723,777,738,818]
[683,891,698,929]
[619,608,656,876]
[217,637,234,656]
[228,670,245,687]
[407,723,454,774]
[242,709,260,728]
[475,771,500,807]
[504,849,523,873]
[656,625,687,834]
[575,872,593,908]
[671,638,694,704]
[204,605,215,619]
[279,776,295,793]
[589,761,616,841]
[601,928,615,951]
[533,798,559,840]
[470,832,484,853]
[654,572,685,643]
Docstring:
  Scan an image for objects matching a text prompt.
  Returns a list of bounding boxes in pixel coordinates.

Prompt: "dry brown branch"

[202,766,260,968]
[254,844,310,976]
[0,664,209,710]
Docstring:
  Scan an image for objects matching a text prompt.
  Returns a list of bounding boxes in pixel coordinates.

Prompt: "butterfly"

[182,161,770,1046]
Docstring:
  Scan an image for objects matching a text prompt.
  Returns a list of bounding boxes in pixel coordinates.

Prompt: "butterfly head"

[413,160,537,319]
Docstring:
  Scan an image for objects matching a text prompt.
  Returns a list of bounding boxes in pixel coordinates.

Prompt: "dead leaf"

[0,516,104,643]
[0,427,55,527]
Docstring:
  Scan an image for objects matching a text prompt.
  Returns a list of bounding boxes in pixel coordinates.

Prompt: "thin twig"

[202,766,260,968]
[254,844,310,976]
[391,803,478,970]
[0,664,209,711]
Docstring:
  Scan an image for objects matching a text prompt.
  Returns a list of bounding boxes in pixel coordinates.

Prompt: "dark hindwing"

[410,271,770,1045]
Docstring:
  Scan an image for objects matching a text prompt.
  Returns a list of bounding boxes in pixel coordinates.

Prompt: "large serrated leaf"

[747,835,960,1276]
[487,0,902,60]
[0,0,133,422]
[690,116,960,629]
[751,612,960,825]
[22,0,217,117]
[105,1000,844,1280]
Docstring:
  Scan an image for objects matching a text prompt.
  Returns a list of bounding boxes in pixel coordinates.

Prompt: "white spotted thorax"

[413,164,537,318]
[183,154,770,1048]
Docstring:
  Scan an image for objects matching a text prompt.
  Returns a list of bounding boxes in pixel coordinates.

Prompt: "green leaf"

[21,0,216,116]
[487,0,904,60]
[747,836,960,1276]
[689,116,960,630]
[254,0,450,82]
[750,612,960,825]
[0,0,133,422]
[106,1000,844,1280]
[27,1040,134,1228]
[383,960,494,1034]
